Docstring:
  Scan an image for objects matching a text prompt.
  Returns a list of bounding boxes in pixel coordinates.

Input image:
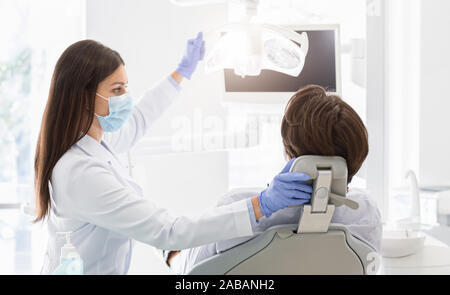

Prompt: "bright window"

[0,0,85,275]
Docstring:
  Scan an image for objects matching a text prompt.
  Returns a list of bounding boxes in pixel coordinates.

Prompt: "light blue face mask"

[95,92,133,133]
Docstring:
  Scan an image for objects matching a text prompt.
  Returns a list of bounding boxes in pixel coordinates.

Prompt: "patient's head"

[281,85,368,184]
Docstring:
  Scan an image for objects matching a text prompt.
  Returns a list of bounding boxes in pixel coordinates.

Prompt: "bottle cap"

[56,232,80,260]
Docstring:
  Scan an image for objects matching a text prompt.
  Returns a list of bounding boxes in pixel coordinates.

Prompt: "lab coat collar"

[76,134,140,194]
[75,134,114,164]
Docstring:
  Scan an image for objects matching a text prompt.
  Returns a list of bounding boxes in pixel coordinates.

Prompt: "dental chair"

[188,156,379,275]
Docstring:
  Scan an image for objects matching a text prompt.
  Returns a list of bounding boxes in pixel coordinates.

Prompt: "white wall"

[419,0,450,187]
[374,0,450,222]
[365,0,388,219]
[384,0,421,195]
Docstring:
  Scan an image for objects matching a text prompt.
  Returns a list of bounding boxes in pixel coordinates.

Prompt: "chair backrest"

[187,156,379,275]
[187,224,377,275]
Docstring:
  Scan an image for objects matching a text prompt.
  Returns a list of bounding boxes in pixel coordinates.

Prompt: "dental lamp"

[205,23,309,78]
[170,0,310,78]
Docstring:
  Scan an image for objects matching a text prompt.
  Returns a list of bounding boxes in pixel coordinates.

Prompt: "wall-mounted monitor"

[223,25,341,105]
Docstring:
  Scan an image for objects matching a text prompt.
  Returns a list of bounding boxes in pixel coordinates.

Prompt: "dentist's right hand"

[257,158,312,218]
[176,32,205,80]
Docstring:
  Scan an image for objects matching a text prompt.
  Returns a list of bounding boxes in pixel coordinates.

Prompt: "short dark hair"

[281,85,369,184]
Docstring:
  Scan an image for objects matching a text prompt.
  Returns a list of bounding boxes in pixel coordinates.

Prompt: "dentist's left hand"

[176,32,205,80]
[256,158,313,219]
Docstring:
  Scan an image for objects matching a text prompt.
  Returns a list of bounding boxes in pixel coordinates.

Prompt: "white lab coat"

[40,78,253,275]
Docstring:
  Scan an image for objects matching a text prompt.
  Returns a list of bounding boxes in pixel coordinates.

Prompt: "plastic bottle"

[53,232,83,275]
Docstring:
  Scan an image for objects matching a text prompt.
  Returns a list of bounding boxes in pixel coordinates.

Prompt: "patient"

[166,85,382,274]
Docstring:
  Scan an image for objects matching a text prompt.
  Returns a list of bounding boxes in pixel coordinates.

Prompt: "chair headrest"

[289,156,358,233]
[289,156,348,199]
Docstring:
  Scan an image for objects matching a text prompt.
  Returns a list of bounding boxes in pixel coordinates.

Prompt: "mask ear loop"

[95,93,110,117]
[96,93,109,101]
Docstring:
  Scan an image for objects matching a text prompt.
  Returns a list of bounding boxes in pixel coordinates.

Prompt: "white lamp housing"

[205,23,309,78]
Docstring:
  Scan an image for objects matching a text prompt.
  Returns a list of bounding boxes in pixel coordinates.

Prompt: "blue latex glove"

[258,158,312,218]
[176,32,205,80]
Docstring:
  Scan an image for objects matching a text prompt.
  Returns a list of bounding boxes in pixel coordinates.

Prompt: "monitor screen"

[224,29,338,93]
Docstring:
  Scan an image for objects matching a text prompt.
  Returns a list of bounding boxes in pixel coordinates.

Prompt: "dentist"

[35,33,313,274]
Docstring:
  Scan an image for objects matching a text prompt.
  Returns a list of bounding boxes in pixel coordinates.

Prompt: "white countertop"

[380,232,450,275]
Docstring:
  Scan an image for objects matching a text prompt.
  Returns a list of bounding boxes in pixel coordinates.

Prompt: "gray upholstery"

[290,156,348,201]
[187,224,376,275]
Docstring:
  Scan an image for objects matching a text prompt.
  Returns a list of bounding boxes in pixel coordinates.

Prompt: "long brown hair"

[34,40,124,223]
[281,85,369,184]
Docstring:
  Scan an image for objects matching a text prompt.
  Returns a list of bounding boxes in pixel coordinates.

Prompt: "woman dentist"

[35,33,313,275]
